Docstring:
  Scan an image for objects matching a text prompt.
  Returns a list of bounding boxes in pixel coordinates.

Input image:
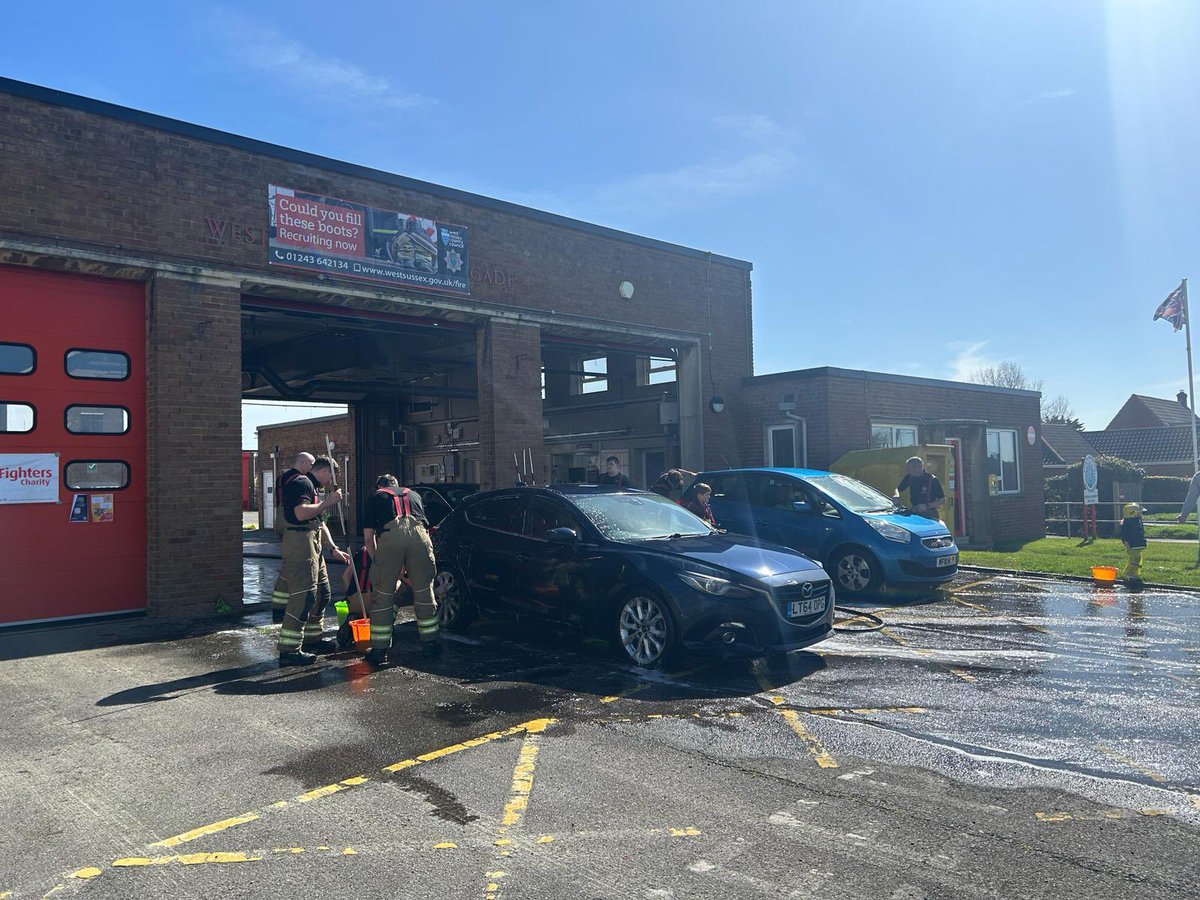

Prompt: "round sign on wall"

[1027,425,1036,446]
[1083,455,1099,491]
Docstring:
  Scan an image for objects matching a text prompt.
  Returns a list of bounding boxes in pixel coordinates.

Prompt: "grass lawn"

[960,537,1200,588]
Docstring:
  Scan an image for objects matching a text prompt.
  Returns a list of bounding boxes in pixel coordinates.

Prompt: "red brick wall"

[256,413,356,533]
[146,276,243,616]
[476,321,544,491]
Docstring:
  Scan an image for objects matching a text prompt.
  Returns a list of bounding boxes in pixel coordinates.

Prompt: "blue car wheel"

[830,547,881,597]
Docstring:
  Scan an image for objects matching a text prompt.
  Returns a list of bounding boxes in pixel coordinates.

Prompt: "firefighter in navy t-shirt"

[894,456,945,520]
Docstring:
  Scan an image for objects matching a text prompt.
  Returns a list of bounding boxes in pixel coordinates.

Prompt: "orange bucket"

[1090,565,1119,583]
[349,617,371,644]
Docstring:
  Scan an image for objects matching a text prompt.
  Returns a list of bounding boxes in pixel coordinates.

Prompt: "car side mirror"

[546,527,579,544]
[792,501,812,515]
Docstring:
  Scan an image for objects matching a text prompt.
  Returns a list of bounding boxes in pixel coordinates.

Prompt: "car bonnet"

[643,533,825,579]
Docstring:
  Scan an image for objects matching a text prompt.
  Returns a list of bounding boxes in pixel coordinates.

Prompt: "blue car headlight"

[677,571,754,598]
[866,518,912,544]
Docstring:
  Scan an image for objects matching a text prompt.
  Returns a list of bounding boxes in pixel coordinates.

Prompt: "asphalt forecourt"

[1,569,1196,899]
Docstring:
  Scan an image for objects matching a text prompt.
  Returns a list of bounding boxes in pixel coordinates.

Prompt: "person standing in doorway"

[894,456,945,520]
[598,456,632,487]
[277,457,343,665]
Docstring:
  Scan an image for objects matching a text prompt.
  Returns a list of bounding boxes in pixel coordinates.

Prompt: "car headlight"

[866,518,912,544]
[677,572,753,598]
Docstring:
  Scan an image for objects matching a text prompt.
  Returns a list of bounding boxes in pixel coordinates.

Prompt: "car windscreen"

[807,474,898,514]
[570,492,713,541]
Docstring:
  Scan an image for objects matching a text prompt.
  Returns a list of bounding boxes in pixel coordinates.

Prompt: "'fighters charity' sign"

[0,454,59,504]
[267,185,471,295]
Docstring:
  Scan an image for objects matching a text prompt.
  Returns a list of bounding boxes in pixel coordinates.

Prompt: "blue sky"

[5,1,1199,443]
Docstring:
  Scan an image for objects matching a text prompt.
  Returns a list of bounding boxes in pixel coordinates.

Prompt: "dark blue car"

[687,468,958,596]
[431,485,834,667]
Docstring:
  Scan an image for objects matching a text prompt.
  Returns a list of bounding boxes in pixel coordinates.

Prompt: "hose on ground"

[832,605,886,633]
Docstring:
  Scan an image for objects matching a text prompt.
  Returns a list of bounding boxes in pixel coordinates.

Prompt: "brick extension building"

[0,78,1042,625]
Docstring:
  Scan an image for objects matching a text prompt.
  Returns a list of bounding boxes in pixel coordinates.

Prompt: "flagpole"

[1186,278,1198,474]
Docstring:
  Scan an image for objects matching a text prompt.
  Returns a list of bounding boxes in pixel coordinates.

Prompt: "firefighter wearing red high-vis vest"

[361,474,440,665]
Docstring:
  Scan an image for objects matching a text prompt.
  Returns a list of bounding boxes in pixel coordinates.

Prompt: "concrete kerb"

[957,564,1200,595]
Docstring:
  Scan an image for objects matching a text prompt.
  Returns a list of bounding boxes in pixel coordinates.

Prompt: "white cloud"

[209,11,431,110]
[711,113,791,141]
[591,147,797,214]
[945,340,996,383]
[1016,88,1076,110]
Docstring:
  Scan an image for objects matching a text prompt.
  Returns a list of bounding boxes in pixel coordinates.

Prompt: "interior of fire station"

[241,296,703,529]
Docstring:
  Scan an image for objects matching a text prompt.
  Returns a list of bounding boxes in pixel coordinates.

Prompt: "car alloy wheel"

[619,594,670,667]
[834,551,876,594]
[434,569,473,630]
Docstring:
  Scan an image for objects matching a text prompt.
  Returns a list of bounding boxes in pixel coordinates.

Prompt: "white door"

[262,483,274,529]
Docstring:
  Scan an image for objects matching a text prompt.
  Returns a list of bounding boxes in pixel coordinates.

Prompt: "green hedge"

[1142,475,1191,503]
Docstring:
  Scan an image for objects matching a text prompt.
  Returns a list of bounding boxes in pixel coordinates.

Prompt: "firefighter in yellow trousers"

[362,474,441,666]
[277,457,344,666]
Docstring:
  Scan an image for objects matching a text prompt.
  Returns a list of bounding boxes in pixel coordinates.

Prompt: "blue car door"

[746,473,832,559]
[706,472,755,536]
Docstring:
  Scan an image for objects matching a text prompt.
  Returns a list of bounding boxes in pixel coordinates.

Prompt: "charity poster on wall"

[0,453,59,505]
[69,494,89,522]
[90,493,114,523]
[267,185,470,295]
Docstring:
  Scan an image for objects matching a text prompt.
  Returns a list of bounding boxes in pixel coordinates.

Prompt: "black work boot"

[302,638,338,654]
[364,648,390,667]
[279,649,317,666]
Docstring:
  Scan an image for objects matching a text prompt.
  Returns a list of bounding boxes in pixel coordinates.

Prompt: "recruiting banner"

[0,453,59,504]
[268,185,470,295]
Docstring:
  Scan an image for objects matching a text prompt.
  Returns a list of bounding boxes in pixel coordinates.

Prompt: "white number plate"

[787,597,828,618]
[936,554,958,568]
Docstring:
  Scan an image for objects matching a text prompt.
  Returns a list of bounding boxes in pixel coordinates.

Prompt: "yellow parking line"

[1036,808,1168,823]
[485,731,547,897]
[778,710,839,769]
[949,668,977,682]
[952,577,995,593]
[810,706,927,716]
[383,718,554,773]
[950,596,989,613]
[150,813,262,849]
[1095,745,1168,783]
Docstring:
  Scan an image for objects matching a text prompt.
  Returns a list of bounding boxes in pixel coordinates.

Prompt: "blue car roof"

[697,467,833,479]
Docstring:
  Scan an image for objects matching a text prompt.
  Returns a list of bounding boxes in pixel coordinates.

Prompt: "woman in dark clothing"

[649,469,685,502]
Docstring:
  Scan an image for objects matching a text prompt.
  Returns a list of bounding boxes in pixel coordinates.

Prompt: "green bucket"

[335,600,349,626]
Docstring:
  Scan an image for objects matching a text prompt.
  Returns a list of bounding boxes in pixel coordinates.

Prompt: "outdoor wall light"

[618,281,635,300]
[710,396,726,414]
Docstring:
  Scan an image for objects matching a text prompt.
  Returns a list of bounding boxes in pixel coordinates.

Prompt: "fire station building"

[0,78,1042,627]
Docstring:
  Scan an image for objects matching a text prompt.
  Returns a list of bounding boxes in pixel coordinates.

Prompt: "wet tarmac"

[0,565,1196,898]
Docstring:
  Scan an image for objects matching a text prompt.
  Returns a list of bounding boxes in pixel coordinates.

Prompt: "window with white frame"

[575,356,608,394]
[870,423,918,449]
[540,366,547,401]
[986,428,1020,494]
[637,355,677,386]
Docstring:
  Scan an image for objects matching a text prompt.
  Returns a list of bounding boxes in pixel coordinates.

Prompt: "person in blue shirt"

[1119,503,1147,582]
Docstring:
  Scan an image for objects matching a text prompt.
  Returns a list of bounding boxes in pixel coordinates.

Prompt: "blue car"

[687,468,958,596]
[431,485,834,667]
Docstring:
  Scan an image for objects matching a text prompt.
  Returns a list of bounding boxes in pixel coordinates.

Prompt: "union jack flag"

[1153,281,1188,332]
